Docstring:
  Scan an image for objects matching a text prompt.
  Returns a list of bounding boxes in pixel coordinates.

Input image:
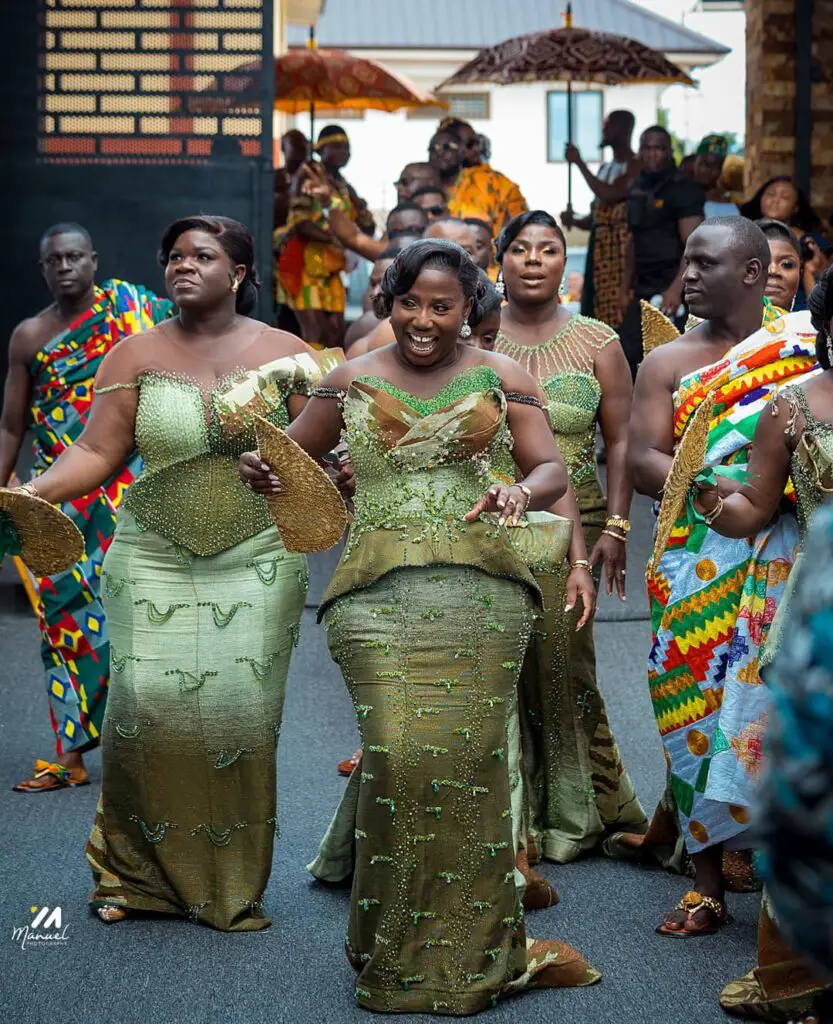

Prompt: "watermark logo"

[11,906,69,951]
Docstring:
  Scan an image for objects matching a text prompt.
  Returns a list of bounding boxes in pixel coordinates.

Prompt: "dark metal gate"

[1,0,275,389]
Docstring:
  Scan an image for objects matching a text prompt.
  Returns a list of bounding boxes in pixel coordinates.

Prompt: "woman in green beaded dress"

[21,216,325,931]
[693,272,833,1022]
[241,238,600,1015]
[493,210,647,863]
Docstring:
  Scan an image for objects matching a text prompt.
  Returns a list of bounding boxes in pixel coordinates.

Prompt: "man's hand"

[564,143,582,166]
[660,281,683,318]
[561,207,575,230]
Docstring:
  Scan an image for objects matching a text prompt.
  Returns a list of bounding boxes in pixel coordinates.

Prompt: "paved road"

[0,497,759,1024]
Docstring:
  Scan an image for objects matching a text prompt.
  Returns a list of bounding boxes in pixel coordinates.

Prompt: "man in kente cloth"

[0,223,171,792]
[622,218,816,936]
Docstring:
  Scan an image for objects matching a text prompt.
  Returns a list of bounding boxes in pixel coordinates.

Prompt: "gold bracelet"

[606,515,631,533]
[16,481,38,498]
[602,529,627,543]
[702,495,724,526]
[570,559,591,571]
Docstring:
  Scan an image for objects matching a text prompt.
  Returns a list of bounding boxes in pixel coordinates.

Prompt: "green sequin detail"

[354,365,500,415]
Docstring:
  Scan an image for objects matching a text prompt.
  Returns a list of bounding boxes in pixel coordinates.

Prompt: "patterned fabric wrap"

[758,503,833,976]
[447,164,528,235]
[584,200,629,328]
[30,280,171,755]
[647,311,817,853]
[278,189,353,313]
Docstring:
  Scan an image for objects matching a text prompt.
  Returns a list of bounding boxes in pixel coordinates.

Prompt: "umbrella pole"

[566,79,573,210]
[310,100,315,144]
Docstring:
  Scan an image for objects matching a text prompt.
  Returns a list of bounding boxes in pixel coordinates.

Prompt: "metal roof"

[286,0,730,56]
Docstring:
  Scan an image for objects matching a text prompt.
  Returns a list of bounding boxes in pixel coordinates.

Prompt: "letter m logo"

[32,907,61,929]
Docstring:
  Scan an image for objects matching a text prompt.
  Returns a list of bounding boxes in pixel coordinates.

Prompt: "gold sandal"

[13,759,90,793]
[656,890,728,938]
[95,905,128,924]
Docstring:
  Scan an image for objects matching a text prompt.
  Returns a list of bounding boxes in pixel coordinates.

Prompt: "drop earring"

[231,279,239,294]
[459,319,472,339]
[495,271,505,298]
[827,330,833,367]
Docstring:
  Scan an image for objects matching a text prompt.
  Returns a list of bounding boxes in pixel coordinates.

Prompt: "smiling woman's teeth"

[407,333,436,352]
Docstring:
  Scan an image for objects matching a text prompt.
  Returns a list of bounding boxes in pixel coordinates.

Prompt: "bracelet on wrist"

[606,515,631,534]
[701,495,724,526]
[602,529,627,543]
[570,559,591,571]
[516,483,532,499]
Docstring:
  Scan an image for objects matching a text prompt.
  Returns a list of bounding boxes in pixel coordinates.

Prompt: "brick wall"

[745,0,833,229]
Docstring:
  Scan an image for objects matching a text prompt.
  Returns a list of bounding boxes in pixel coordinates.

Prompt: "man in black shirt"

[618,125,704,376]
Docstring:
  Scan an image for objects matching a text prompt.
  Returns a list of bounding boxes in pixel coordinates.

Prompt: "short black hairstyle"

[158,214,260,315]
[640,124,672,146]
[437,117,473,142]
[756,218,802,260]
[317,124,348,144]
[809,266,833,369]
[464,217,492,237]
[475,270,502,325]
[385,233,423,251]
[495,210,566,263]
[695,216,771,272]
[373,238,481,322]
[40,222,93,251]
[387,201,428,231]
[411,185,448,202]
[740,176,822,233]
[608,109,636,134]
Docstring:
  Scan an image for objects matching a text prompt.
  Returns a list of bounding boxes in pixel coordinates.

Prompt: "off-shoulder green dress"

[85,326,314,931]
[315,366,599,1015]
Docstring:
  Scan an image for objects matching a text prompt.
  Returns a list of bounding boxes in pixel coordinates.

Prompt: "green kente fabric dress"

[316,366,599,1015]
[84,332,314,932]
[495,316,647,862]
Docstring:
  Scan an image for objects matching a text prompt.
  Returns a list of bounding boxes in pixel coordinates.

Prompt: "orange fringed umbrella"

[197,31,444,137]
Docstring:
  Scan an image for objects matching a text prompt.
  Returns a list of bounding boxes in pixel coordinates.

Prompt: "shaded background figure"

[693,134,739,219]
[464,216,495,273]
[278,125,374,349]
[561,110,641,332]
[758,218,803,312]
[493,210,647,863]
[741,176,831,311]
[0,223,171,793]
[20,215,320,929]
[617,125,705,376]
[274,129,309,335]
[429,120,527,235]
[394,161,441,203]
[412,184,449,223]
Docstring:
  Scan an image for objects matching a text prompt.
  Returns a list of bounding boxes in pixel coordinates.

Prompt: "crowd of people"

[1,106,833,1021]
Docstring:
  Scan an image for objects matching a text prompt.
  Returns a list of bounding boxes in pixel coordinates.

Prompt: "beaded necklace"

[494,314,617,383]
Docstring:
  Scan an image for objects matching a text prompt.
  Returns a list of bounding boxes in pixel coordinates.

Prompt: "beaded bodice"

[494,315,616,489]
[781,383,833,538]
[122,357,314,555]
[321,365,540,611]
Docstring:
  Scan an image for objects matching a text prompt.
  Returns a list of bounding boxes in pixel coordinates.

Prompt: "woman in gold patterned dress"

[20,216,326,931]
[493,210,647,863]
[241,239,600,1014]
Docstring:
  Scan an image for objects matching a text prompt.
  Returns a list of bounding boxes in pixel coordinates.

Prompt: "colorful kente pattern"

[30,280,171,755]
[647,311,817,853]
[447,164,528,234]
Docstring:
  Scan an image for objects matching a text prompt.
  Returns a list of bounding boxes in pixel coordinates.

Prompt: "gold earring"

[231,280,239,294]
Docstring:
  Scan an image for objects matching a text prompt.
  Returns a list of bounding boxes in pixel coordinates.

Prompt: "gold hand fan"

[640,300,681,356]
[0,486,84,576]
[648,391,715,574]
[254,416,348,553]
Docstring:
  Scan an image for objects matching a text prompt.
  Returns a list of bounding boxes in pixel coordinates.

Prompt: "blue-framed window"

[546,90,603,162]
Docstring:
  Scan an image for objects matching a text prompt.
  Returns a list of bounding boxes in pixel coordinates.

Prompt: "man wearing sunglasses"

[411,186,449,223]
[428,118,527,235]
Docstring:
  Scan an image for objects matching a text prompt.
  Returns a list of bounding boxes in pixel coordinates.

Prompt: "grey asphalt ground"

[0,494,759,1024]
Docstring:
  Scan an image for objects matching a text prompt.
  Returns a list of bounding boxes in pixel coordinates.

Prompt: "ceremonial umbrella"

[439,2,694,206]
[196,29,443,139]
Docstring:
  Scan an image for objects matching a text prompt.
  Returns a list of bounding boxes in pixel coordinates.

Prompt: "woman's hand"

[589,533,627,600]
[332,456,355,502]
[238,451,283,496]
[693,476,721,514]
[565,566,596,629]
[465,483,530,526]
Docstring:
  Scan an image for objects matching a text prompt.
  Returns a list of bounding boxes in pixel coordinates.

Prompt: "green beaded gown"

[495,316,647,862]
[84,324,314,931]
[316,367,599,1014]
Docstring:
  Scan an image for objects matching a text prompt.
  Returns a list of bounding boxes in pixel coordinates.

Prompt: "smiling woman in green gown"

[241,238,600,1015]
[20,215,322,931]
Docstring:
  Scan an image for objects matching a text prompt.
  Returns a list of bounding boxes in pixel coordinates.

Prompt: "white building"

[286,0,729,223]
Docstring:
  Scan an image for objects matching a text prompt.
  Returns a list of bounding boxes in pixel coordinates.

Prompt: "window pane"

[547,91,602,162]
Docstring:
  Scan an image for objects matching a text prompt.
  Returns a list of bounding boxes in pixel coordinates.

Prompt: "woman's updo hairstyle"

[809,265,833,370]
[471,269,501,328]
[159,214,261,315]
[495,210,566,264]
[373,238,483,323]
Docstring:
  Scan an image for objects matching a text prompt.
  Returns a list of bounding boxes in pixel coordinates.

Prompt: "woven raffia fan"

[648,391,716,574]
